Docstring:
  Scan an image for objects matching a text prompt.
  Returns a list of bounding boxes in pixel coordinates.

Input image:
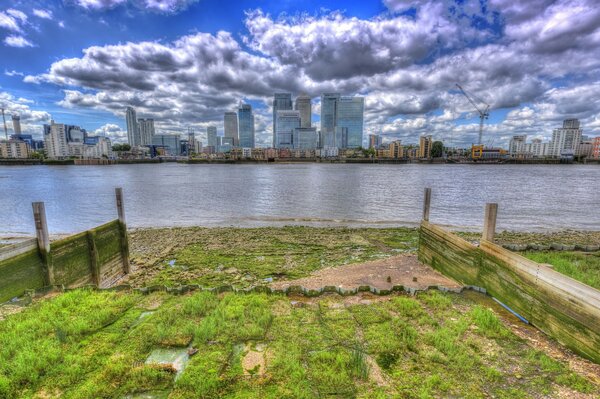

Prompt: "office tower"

[11,114,21,136]
[320,93,340,148]
[295,94,312,128]
[293,127,318,149]
[273,93,292,147]
[207,125,218,147]
[335,96,364,149]
[275,110,300,148]
[138,118,155,146]
[369,134,382,149]
[549,119,582,157]
[224,112,239,146]
[238,103,255,148]
[419,135,433,158]
[126,106,140,147]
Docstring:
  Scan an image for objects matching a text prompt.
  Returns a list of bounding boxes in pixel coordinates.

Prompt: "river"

[0,163,598,235]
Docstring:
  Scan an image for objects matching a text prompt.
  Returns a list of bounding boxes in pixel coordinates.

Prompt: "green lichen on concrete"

[0,249,45,302]
[0,289,597,398]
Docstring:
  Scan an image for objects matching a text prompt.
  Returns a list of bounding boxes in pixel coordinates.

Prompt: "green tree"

[431,141,444,158]
[112,143,131,152]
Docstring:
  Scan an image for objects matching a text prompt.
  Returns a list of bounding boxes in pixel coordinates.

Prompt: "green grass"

[127,227,419,288]
[521,251,600,290]
[0,289,597,398]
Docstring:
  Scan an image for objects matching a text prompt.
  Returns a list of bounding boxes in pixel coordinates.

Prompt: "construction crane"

[456,84,489,145]
[1,108,8,140]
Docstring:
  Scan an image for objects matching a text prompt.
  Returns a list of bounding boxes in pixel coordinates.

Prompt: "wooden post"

[32,202,54,286]
[115,187,130,274]
[87,231,100,286]
[482,203,498,242]
[422,188,431,222]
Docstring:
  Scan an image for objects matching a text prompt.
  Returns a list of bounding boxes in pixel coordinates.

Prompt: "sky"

[0,0,599,147]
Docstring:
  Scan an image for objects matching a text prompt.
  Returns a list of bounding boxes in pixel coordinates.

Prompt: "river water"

[0,163,598,235]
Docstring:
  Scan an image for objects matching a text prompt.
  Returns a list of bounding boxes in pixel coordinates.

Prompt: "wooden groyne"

[0,188,130,302]
[418,189,600,363]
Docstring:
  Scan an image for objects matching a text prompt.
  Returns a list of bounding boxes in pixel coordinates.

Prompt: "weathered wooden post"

[32,202,54,286]
[423,188,432,222]
[482,203,498,242]
[115,187,130,274]
[87,231,100,286]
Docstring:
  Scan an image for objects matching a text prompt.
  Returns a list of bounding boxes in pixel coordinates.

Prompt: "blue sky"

[1,0,599,147]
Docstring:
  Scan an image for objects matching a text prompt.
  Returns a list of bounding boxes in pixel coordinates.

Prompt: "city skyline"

[0,0,599,148]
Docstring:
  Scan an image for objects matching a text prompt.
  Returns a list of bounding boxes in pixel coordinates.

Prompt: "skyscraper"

[335,96,364,148]
[126,106,139,147]
[224,112,239,146]
[275,110,301,148]
[138,118,155,146]
[238,104,255,148]
[295,94,312,128]
[293,127,318,149]
[207,125,218,148]
[273,93,292,147]
[320,93,340,148]
[11,114,21,136]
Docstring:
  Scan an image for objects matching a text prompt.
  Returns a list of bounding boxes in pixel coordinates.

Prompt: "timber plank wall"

[0,220,128,302]
[419,220,600,364]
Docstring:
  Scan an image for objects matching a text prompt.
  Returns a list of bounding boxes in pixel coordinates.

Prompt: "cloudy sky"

[0,0,599,147]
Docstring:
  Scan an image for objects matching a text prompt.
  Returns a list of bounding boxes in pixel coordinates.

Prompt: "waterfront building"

[592,137,600,158]
[45,122,69,159]
[242,148,252,158]
[292,127,318,149]
[295,94,312,128]
[548,119,582,158]
[220,136,234,153]
[369,134,382,149]
[523,138,549,158]
[11,114,21,136]
[319,146,339,158]
[275,110,301,148]
[138,118,155,146]
[126,106,140,147]
[224,112,239,147]
[10,134,43,151]
[188,131,202,154]
[82,136,113,158]
[238,104,255,148]
[152,134,181,156]
[273,93,293,147]
[509,135,527,156]
[320,93,340,148]
[0,139,30,158]
[419,135,433,158]
[389,140,404,158]
[577,136,593,158]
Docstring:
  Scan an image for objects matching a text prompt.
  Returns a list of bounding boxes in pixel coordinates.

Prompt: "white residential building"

[45,122,69,159]
[548,119,582,157]
[138,118,155,146]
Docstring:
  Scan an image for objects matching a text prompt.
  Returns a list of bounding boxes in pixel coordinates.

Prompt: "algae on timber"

[125,226,419,288]
[0,288,598,398]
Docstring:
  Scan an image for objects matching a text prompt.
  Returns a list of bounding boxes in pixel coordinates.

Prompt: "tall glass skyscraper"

[224,112,239,146]
[275,110,300,148]
[295,94,312,128]
[335,96,364,149]
[320,93,340,148]
[138,118,155,146]
[273,93,292,147]
[238,104,255,148]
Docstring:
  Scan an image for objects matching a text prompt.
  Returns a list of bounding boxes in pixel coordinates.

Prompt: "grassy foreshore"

[1,226,600,398]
